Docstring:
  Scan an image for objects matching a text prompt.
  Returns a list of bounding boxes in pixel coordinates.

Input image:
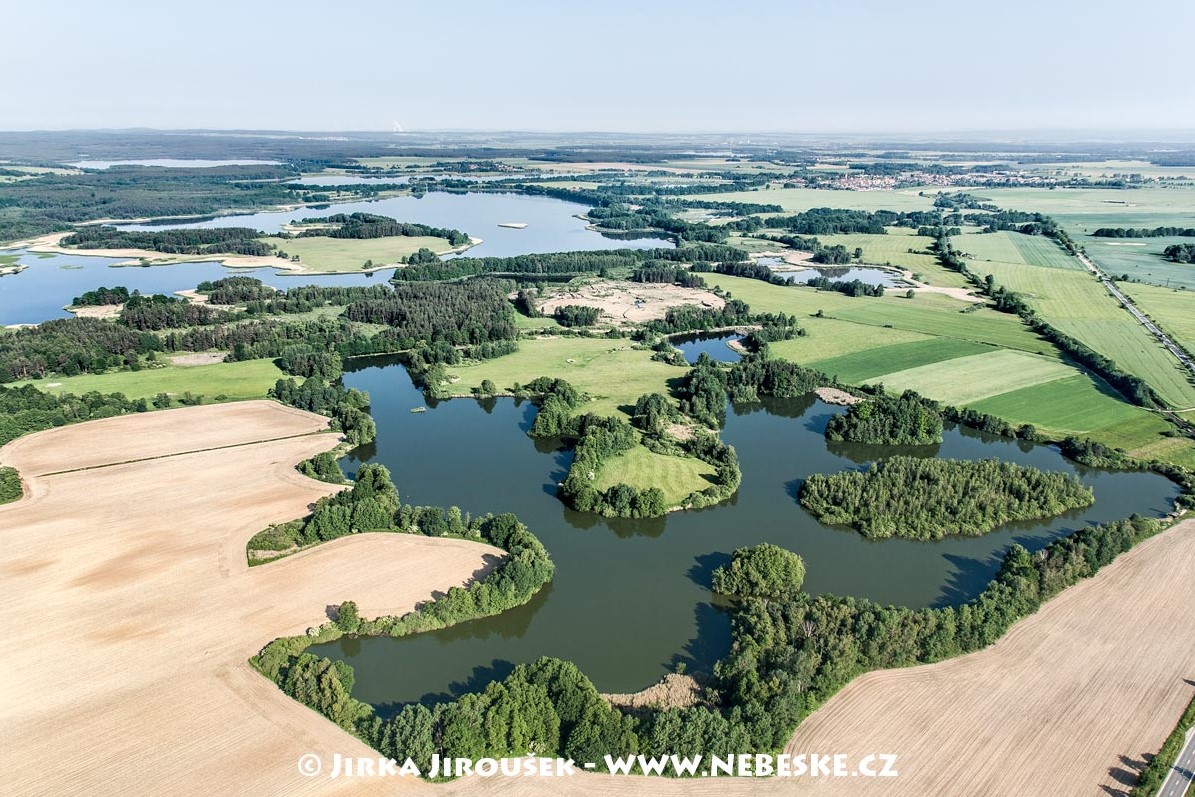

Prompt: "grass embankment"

[259,234,458,273]
[592,445,716,507]
[445,336,683,420]
[708,275,1191,466]
[0,466,21,503]
[14,358,285,402]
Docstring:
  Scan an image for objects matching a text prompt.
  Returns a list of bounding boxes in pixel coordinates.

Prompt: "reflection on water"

[313,358,1179,709]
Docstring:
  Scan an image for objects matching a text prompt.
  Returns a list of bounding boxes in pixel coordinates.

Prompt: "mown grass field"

[260,235,456,273]
[592,444,716,506]
[445,337,684,419]
[862,350,1077,405]
[960,234,1195,409]
[14,359,285,401]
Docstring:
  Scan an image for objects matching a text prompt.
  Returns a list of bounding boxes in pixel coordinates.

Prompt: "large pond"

[0,250,376,325]
[0,191,670,325]
[778,266,905,287]
[113,192,672,259]
[313,357,1178,712]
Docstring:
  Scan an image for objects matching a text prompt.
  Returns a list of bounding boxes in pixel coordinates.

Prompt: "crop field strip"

[703,275,1182,458]
[960,233,1195,408]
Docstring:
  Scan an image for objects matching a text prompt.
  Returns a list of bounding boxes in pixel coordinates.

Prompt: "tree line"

[62,225,274,257]
[799,456,1094,539]
[1093,226,1195,238]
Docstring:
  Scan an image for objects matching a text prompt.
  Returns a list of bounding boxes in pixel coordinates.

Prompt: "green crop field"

[1118,282,1195,358]
[768,317,932,363]
[808,338,993,384]
[14,358,285,402]
[260,235,457,274]
[962,235,1195,408]
[1083,237,1195,290]
[592,444,716,506]
[444,337,685,419]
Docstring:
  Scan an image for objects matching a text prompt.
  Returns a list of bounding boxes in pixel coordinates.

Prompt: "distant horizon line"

[1,126,1195,145]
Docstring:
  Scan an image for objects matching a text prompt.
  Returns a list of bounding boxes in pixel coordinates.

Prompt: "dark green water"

[316,358,1178,713]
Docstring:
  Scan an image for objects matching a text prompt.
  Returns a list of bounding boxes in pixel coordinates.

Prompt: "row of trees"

[392,245,747,282]
[824,391,943,445]
[708,515,1167,757]
[1093,226,1195,238]
[799,456,1094,539]
[0,383,149,445]
[803,275,884,297]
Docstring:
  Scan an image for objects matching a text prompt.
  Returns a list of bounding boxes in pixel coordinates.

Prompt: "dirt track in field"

[0,401,503,796]
[3,401,1192,796]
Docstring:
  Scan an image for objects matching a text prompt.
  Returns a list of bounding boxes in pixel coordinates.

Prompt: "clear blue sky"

[3,0,1192,133]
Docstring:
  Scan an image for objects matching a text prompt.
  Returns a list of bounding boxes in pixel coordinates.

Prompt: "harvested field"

[0,401,504,796]
[537,279,724,325]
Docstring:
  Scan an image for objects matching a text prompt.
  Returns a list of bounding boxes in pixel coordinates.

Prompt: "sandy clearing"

[65,303,123,319]
[0,401,504,796]
[169,351,229,367]
[537,280,725,325]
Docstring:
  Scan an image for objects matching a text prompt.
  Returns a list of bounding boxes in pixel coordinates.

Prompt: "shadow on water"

[312,357,1181,709]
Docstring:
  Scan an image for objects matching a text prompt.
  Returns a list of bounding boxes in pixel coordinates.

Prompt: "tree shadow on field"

[1100,752,1148,796]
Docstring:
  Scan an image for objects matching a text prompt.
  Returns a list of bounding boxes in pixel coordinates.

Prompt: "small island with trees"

[799,456,1095,539]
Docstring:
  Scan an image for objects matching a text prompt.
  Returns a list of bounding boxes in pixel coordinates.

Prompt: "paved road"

[1158,725,1195,797]
[1078,252,1195,379]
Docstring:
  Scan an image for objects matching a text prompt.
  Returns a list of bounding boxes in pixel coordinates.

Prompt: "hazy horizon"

[3,0,1193,134]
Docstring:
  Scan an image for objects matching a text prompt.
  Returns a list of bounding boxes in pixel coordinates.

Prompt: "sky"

[2,0,1193,134]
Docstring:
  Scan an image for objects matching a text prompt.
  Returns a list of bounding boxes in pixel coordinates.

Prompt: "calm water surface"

[315,358,1178,711]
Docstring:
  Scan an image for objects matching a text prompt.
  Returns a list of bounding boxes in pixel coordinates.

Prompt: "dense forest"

[294,212,469,246]
[799,456,1094,539]
[824,391,943,445]
[71,286,131,306]
[62,225,274,257]
[345,279,517,346]
[0,164,309,242]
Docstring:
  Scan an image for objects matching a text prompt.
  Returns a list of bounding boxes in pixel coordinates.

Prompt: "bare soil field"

[4,402,1192,796]
[537,279,724,325]
[0,401,504,796]
[168,351,228,366]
